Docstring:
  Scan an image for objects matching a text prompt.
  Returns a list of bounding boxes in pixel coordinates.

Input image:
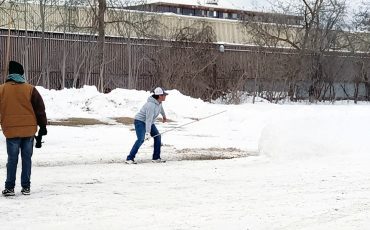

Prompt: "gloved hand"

[35,135,43,148]
[39,125,47,136]
[145,133,151,141]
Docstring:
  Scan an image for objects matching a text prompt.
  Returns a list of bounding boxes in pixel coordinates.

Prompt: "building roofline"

[137,1,302,19]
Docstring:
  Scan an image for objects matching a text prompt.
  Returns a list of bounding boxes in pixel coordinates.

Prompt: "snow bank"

[258,106,370,159]
[40,86,219,121]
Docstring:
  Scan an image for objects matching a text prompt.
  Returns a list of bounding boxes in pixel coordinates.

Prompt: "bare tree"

[54,1,73,89]
[146,20,223,100]
[353,1,370,32]
[241,0,352,102]
[105,0,161,89]
[0,2,15,81]
[94,0,106,92]
[39,0,49,88]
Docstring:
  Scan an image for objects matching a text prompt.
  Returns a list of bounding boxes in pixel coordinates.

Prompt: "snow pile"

[258,105,370,159]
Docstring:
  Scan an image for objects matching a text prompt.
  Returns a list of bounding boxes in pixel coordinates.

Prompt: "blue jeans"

[5,137,34,189]
[127,120,161,160]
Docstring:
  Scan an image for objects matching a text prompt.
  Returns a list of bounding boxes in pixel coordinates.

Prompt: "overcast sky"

[227,0,271,10]
[228,0,365,12]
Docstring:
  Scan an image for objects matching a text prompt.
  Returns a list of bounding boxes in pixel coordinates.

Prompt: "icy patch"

[2,147,255,168]
[175,147,257,161]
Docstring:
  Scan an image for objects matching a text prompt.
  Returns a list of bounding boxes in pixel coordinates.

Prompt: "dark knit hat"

[8,61,24,75]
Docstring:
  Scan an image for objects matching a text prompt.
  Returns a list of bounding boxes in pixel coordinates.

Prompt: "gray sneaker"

[125,159,137,164]
[21,187,31,195]
[152,159,166,163]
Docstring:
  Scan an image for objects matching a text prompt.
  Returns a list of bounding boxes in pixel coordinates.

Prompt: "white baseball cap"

[153,87,168,95]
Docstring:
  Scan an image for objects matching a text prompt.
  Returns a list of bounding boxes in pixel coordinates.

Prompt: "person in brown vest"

[0,61,47,196]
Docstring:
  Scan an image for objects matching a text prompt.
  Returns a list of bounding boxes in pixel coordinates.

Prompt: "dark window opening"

[194,9,203,16]
[182,8,195,16]
[168,6,177,13]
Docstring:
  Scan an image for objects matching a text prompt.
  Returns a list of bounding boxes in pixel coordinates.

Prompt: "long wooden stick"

[149,110,227,139]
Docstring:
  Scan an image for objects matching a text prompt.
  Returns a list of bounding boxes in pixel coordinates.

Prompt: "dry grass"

[49,118,109,126]
[179,154,235,161]
[112,117,134,125]
[49,117,175,127]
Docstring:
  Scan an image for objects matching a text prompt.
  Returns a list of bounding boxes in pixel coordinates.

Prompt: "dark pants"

[127,120,161,160]
[5,137,34,189]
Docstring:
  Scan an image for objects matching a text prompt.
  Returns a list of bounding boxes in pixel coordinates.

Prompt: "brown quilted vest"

[0,82,37,138]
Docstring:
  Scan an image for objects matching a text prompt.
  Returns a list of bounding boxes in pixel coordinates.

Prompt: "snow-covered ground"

[0,86,369,229]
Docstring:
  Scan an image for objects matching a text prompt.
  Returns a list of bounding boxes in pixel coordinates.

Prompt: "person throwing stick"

[125,87,168,164]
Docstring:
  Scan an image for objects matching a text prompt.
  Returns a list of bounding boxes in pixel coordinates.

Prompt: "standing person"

[126,87,168,164]
[0,61,47,196]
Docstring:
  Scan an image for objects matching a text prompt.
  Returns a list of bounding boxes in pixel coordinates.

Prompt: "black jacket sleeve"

[31,87,47,126]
